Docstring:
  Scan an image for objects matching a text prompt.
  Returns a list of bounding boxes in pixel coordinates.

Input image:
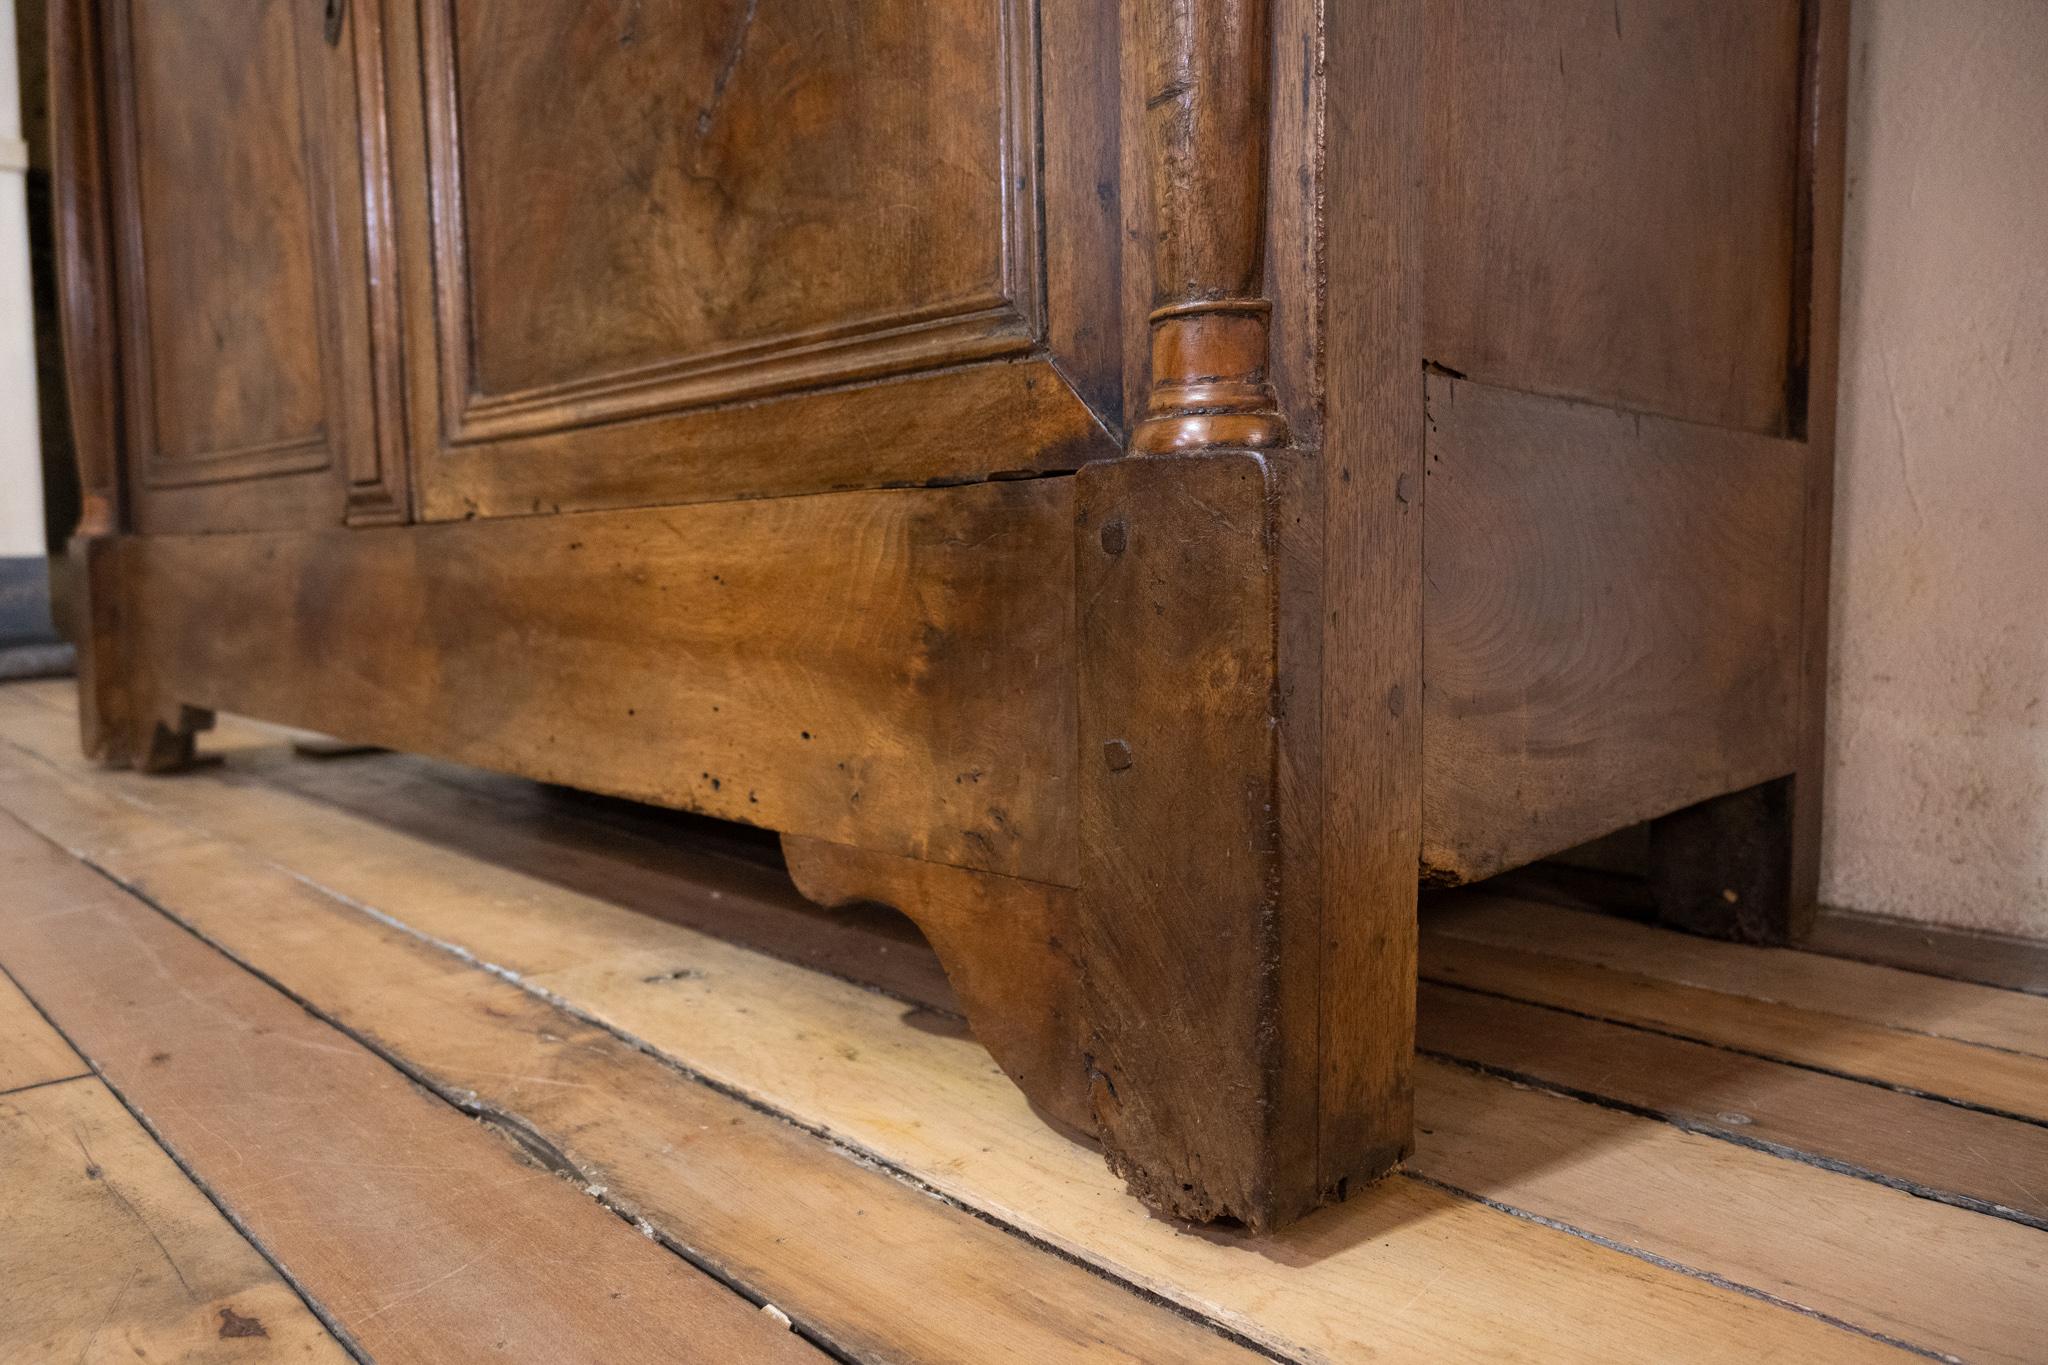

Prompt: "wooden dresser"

[49,0,1848,1230]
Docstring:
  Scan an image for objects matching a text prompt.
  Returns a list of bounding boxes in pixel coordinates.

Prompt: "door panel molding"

[390,0,1122,518]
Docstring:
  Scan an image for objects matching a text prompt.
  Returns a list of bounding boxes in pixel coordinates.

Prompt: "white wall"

[0,0,47,558]
[1821,0,2048,936]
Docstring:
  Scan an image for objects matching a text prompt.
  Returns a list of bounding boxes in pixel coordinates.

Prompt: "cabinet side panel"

[1423,0,1803,435]
[1421,378,1805,883]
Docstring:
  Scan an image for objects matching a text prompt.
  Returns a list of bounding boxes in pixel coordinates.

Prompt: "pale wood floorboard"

[0,968,346,1362]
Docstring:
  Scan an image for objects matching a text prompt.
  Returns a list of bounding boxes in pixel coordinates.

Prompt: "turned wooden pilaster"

[49,0,122,542]
[1130,0,1287,453]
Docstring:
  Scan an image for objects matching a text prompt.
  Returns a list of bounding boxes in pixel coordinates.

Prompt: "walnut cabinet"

[51,0,1848,1230]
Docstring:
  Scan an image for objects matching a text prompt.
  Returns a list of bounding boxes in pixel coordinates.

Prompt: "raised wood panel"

[392,0,1122,518]
[439,0,1032,421]
[107,0,377,531]
[1423,0,1804,434]
[1421,378,1805,883]
[123,479,1079,883]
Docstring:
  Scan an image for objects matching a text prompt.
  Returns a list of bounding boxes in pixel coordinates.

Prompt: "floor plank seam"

[1415,1046,2048,1234]
[0,1070,93,1099]
[37,855,871,1365]
[1420,972,2048,1131]
[1428,926,2048,1060]
[41,812,1305,1365]
[1399,1171,1960,1364]
[0,959,375,1365]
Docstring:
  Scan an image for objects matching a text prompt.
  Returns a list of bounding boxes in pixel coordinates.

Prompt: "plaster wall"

[1820,0,2048,935]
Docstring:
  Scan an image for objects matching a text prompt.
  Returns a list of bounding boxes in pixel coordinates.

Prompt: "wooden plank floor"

[2,677,2043,1363]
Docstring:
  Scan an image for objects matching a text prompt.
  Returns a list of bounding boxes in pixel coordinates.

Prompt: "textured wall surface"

[1821,0,2048,936]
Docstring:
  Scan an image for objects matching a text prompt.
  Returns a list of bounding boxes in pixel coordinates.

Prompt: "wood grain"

[1419,980,2048,1228]
[782,834,1092,1132]
[435,0,1027,406]
[1075,451,1328,1228]
[1423,0,1803,434]
[49,0,1857,1243]
[0,695,1907,1363]
[377,0,1124,520]
[0,747,1262,1365]
[121,480,1078,883]
[1411,1057,2048,1365]
[103,0,375,533]
[0,969,87,1094]
[1422,377,1806,882]
[1420,933,2048,1122]
[1127,0,1288,451]
[1431,894,2048,1059]
[1,1076,350,1363]
[0,811,823,1365]
[1319,0,1427,1204]
[410,360,1119,523]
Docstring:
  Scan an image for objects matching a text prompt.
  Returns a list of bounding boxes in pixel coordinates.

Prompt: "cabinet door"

[106,0,391,533]
[387,0,1123,521]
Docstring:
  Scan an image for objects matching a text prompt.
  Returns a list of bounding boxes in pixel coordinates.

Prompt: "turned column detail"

[1131,0,1287,453]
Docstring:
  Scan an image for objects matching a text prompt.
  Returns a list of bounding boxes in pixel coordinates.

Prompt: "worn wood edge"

[0,694,1922,1363]
[1318,0,1425,1207]
[1785,0,1854,940]
[0,740,1268,1365]
[1074,449,1331,1230]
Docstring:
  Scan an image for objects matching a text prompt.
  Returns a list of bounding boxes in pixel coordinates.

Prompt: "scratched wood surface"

[0,1067,351,1362]
[2,678,2044,1362]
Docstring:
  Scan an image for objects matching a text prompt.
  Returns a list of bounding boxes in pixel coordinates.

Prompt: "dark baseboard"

[1804,906,2048,996]
[0,556,59,647]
